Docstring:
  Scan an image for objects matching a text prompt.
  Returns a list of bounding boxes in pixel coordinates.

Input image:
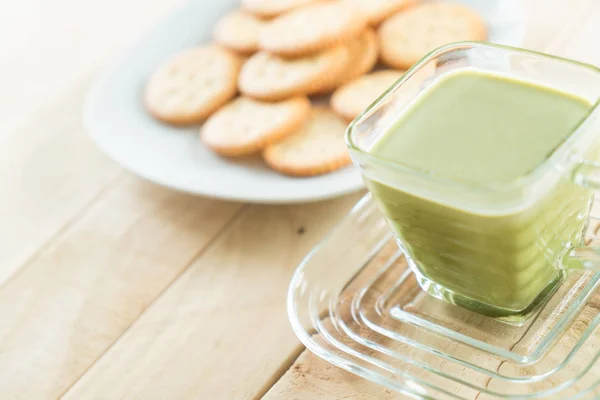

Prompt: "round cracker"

[258,1,368,57]
[238,45,349,101]
[378,2,487,69]
[213,10,265,55]
[343,0,418,25]
[314,27,378,94]
[242,0,325,18]
[343,28,379,82]
[145,45,241,125]
[200,96,311,156]
[263,107,351,176]
[331,70,404,121]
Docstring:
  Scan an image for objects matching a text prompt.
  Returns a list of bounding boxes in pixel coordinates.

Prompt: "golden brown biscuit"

[343,28,379,82]
[238,45,349,101]
[213,10,265,55]
[331,70,404,121]
[315,27,379,94]
[378,2,487,69]
[200,96,311,156]
[242,0,325,18]
[263,107,351,176]
[258,1,368,57]
[344,0,418,25]
[145,45,241,125]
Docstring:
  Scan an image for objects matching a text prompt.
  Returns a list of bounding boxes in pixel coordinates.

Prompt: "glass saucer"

[288,193,600,399]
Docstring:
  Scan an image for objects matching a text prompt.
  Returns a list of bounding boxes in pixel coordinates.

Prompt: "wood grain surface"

[0,0,599,399]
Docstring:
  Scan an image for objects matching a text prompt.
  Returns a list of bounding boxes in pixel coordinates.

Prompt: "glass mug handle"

[561,160,600,270]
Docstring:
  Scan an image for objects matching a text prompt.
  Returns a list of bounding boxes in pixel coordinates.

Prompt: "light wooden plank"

[0,0,188,292]
[62,194,363,399]
[265,349,402,400]
[0,176,241,399]
[0,82,120,285]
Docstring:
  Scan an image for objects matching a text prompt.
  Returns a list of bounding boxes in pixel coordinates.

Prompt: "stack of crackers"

[144,0,486,177]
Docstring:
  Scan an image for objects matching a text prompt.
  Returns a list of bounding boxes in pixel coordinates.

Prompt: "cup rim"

[345,40,600,195]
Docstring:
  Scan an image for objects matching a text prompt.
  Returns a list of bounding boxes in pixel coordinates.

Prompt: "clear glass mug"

[346,41,600,324]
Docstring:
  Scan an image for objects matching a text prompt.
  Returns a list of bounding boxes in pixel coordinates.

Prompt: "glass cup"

[346,41,600,324]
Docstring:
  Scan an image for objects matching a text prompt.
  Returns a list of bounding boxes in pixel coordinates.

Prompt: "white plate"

[84,0,526,204]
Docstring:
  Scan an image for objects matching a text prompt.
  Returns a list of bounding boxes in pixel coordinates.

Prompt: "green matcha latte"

[364,70,594,317]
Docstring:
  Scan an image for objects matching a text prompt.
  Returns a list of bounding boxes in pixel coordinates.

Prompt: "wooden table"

[1,0,600,398]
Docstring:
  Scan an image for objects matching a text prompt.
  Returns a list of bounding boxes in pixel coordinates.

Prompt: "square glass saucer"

[288,193,600,399]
